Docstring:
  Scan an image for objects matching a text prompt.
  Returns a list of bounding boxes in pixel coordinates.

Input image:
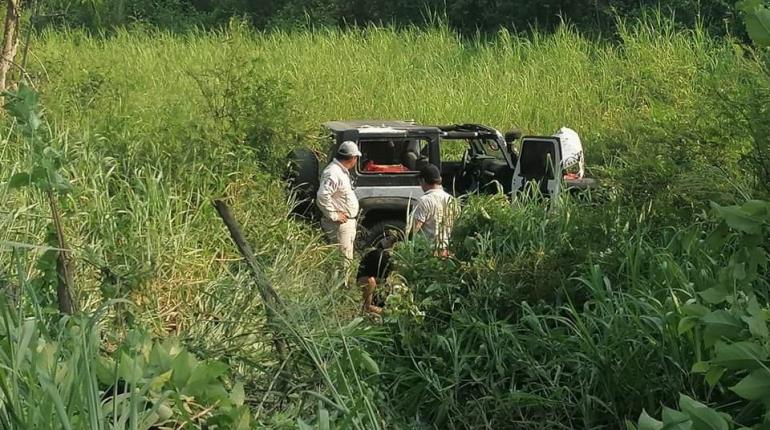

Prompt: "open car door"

[512,136,563,197]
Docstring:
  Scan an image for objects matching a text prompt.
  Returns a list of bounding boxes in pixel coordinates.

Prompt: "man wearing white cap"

[317,141,362,263]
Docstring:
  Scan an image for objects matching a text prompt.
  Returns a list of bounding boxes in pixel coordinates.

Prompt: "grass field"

[1,15,769,429]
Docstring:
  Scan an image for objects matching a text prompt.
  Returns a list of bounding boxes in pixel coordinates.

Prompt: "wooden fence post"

[212,199,287,359]
[48,190,75,314]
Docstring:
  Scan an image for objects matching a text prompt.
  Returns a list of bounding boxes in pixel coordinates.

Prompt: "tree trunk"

[0,0,21,92]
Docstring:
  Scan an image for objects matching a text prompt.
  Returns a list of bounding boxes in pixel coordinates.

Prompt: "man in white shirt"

[316,141,361,262]
[410,164,458,253]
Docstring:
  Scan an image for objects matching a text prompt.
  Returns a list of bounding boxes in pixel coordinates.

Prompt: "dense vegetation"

[2,5,770,430]
[41,0,739,36]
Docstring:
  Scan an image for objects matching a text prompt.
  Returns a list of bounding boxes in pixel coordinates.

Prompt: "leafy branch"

[6,82,75,314]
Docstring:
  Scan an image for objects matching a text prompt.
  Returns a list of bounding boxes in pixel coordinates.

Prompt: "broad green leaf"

[360,350,380,375]
[749,247,768,270]
[117,352,143,384]
[156,402,173,421]
[747,295,764,317]
[234,407,250,430]
[149,342,173,371]
[705,366,726,387]
[30,166,48,186]
[297,418,314,430]
[319,405,330,430]
[185,361,229,391]
[733,262,746,281]
[8,172,31,189]
[678,395,728,430]
[691,361,710,373]
[738,0,764,15]
[740,0,770,47]
[742,199,770,216]
[49,171,72,193]
[231,381,245,407]
[638,410,663,430]
[711,341,768,370]
[4,83,40,127]
[147,370,172,392]
[702,310,744,346]
[678,317,699,335]
[34,342,56,375]
[171,351,197,388]
[712,203,763,234]
[706,224,730,250]
[16,319,37,371]
[689,407,730,430]
[661,407,692,430]
[682,303,710,318]
[742,314,769,338]
[42,146,61,160]
[730,369,770,400]
[698,287,729,305]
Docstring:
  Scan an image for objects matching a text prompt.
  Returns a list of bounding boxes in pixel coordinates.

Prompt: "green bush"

[631,200,770,430]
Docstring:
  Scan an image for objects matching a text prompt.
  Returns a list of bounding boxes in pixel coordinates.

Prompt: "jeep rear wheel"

[284,148,320,219]
[358,219,407,251]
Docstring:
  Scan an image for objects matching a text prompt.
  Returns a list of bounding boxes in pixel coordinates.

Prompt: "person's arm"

[409,199,429,237]
[316,174,344,222]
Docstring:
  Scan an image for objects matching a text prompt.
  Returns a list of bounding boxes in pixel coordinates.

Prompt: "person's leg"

[320,218,340,244]
[359,276,381,314]
[337,219,356,260]
[337,219,356,283]
[321,217,349,286]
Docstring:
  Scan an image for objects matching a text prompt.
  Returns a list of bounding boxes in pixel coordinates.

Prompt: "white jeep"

[284,120,595,248]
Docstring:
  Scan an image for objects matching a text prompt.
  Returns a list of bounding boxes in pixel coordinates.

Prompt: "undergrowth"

[1,14,769,430]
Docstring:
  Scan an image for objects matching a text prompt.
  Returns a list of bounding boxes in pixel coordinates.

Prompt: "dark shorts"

[357,248,391,280]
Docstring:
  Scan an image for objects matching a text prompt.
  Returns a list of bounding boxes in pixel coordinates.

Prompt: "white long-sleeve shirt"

[316,160,359,222]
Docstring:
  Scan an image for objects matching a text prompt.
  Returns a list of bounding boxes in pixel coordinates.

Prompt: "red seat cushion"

[364,161,410,173]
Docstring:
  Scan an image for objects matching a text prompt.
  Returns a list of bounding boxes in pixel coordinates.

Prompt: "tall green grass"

[31,17,741,139]
[1,15,768,429]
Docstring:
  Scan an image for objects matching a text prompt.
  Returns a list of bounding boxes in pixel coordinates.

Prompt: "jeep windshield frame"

[438,124,514,168]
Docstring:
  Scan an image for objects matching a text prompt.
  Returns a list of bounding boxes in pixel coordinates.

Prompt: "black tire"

[358,219,407,251]
[284,148,320,219]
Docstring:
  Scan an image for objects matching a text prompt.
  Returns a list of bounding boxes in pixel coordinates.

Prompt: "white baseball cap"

[337,140,362,157]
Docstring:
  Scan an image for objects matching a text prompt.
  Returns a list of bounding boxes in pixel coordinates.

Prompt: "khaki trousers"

[321,217,356,261]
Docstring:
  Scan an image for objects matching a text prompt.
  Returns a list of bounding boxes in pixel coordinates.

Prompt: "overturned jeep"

[284,120,595,248]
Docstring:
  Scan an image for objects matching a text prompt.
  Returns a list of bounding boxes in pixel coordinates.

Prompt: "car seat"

[363,141,396,165]
[401,140,421,170]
